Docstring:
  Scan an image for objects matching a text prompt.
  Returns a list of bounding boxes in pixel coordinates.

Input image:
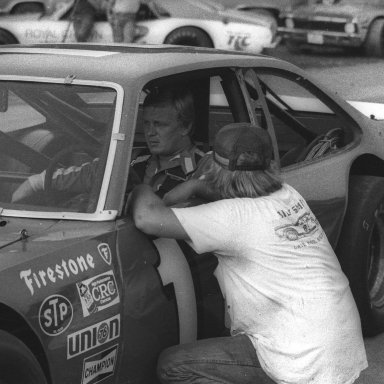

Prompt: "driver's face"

[143,103,189,157]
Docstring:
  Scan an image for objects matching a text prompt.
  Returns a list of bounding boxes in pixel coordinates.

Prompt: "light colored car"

[0,0,279,52]
[1,42,384,383]
[0,0,70,15]
[280,0,384,56]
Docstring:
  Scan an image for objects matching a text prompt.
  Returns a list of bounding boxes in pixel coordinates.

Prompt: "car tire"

[0,330,48,384]
[11,2,44,14]
[0,30,18,45]
[336,176,384,336]
[164,27,214,48]
[364,19,384,57]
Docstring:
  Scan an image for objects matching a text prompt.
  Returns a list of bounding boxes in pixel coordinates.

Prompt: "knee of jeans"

[156,347,181,381]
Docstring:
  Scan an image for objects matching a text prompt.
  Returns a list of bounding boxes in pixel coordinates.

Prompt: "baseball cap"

[213,123,273,171]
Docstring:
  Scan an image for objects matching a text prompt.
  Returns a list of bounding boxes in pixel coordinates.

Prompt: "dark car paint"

[0,218,178,383]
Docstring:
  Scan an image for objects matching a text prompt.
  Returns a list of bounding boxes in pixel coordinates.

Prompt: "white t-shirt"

[172,183,368,384]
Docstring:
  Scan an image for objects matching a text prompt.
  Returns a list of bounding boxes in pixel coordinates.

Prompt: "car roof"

[0,43,288,84]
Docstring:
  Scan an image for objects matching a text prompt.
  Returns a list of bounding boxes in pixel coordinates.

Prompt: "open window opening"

[244,68,359,168]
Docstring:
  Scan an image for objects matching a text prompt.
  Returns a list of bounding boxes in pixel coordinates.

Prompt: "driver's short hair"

[143,86,195,132]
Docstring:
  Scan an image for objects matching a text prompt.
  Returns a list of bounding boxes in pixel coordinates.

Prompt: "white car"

[0,0,71,15]
[0,0,278,53]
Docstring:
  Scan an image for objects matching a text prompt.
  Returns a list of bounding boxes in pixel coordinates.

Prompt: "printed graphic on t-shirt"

[274,197,323,247]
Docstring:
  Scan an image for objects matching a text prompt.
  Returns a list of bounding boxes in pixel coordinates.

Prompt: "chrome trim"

[0,75,124,221]
[279,27,360,38]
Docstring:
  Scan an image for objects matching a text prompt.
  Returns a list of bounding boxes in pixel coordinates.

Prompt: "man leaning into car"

[11,86,205,203]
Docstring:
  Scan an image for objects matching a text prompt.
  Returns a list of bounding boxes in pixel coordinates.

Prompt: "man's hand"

[163,178,220,207]
[163,179,199,206]
[11,179,34,203]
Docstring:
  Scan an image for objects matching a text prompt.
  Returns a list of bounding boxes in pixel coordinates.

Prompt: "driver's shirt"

[28,146,205,198]
[133,146,205,197]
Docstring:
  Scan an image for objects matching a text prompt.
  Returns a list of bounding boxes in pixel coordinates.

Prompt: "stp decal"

[39,294,73,336]
[98,243,112,265]
[67,314,120,359]
[77,271,120,317]
[82,345,118,384]
[20,253,96,295]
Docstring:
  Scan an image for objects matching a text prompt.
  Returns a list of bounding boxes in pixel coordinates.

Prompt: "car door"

[240,66,361,247]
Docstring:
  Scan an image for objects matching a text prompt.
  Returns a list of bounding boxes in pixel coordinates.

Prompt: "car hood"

[289,3,382,21]
[0,217,115,268]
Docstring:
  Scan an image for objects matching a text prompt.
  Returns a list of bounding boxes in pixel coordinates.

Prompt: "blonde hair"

[201,153,282,199]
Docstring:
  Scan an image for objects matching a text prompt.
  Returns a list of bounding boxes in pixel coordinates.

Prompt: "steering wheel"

[44,144,99,207]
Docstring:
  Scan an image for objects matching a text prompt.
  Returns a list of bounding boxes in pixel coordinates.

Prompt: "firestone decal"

[77,271,120,317]
[82,345,118,384]
[39,294,73,336]
[67,314,120,359]
[20,254,95,295]
[97,243,112,265]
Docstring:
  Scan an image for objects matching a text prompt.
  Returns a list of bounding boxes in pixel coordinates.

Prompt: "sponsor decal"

[67,314,120,359]
[97,243,112,265]
[77,271,120,317]
[20,254,95,295]
[39,294,73,336]
[82,345,118,384]
[227,33,251,51]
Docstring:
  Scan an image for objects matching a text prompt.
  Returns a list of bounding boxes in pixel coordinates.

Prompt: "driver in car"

[11,86,205,203]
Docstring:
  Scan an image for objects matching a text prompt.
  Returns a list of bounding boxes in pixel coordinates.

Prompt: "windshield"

[0,81,116,215]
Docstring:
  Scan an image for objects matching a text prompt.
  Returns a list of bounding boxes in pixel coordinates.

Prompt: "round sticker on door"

[39,294,73,336]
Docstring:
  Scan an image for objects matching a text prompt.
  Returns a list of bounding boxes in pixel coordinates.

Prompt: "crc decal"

[67,314,120,359]
[97,243,112,265]
[77,271,120,317]
[227,33,251,51]
[20,254,95,295]
[39,294,73,336]
[82,345,118,384]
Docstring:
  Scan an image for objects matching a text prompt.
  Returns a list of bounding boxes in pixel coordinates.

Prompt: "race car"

[0,0,71,15]
[1,42,384,383]
[279,0,384,56]
[0,0,279,53]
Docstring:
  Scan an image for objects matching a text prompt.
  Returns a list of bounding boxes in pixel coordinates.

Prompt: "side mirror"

[0,87,8,112]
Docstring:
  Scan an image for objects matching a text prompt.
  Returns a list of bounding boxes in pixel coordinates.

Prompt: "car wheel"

[0,30,18,45]
[0,330,48,384]
[11,2,44,14]
[164,27,214,48]
[336,176,384,336]
[364,19,384,57]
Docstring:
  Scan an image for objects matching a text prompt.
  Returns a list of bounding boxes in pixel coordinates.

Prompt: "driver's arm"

[12,158,99,203]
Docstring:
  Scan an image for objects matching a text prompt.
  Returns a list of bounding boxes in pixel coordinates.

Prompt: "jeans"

[157,334,276,384]
[109,12,136,43]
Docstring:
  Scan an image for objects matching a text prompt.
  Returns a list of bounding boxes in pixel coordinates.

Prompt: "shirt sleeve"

[171,199,240,255]
[51,158,99,193]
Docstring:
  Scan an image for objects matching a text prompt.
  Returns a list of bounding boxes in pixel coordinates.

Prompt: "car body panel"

[0,0,71,15]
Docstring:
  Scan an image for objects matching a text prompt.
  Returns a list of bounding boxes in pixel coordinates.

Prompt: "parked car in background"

[280,0,384,56]
[0,0,278,52]
[0,41,384,383]
[0,0,70,15]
